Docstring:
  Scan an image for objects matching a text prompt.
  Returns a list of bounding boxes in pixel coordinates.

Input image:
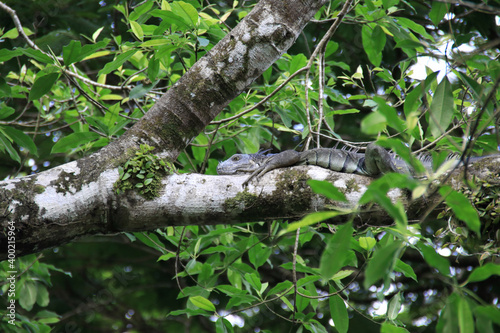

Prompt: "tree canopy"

[1,0,500,332]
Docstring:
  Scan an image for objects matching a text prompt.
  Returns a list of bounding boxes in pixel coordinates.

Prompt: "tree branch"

[2,155,499,260]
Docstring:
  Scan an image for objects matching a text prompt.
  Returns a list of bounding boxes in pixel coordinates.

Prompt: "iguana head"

[217,152,270,175]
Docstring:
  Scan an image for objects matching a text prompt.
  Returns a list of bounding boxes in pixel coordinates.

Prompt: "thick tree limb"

[2,156,499,260]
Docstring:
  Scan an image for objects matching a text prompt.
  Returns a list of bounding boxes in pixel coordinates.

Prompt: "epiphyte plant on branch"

[0,0,500,333]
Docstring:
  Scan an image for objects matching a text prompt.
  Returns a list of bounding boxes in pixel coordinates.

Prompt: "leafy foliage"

[115,144,175,199]
[1,0,500,332]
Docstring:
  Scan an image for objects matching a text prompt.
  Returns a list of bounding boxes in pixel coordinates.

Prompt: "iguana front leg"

[364,143,399,176]
[243,150,301,186]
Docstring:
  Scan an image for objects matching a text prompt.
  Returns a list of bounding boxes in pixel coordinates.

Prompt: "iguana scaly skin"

[217,143,477,186]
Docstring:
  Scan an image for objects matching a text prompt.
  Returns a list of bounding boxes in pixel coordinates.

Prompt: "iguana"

[217,143,483,186]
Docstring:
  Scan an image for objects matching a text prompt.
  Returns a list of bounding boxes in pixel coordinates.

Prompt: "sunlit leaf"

[189,296,216,312]
[171,1,199,27]
[307,179,347,202]
[282,211,343,234]
[359,237,376,251]
[130,21,144,41]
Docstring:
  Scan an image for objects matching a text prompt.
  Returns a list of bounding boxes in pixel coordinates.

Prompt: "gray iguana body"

[217,143,479,186]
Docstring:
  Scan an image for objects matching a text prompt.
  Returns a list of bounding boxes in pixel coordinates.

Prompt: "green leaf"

[329,292,348,333]
[373,96,405,133]
[458,296,474,333]
[130,21,144,41]
[429,1,449,26]
[466,263,500,284]
[129,83,156,100]
[307,179,348,202]
[150,9,190,29]
[0,105,15,119]
[21,48,54,64]
[244,273,262,293]
[404,83,423,116]
[363,241,402,288]
[439,186,480,235]
[36,284,50,307]
[387,292,402,320]
[362,24,386,66]
[289,53,307,74]
[474,306,500,326]
[296,289,310,312]
[29,72,60,101]
[381,323,410,333]
[417,243,450,276]
[428,76,454,138]
[0,48,22,62]
[148,55,160,81]
[19,281,38,311]
[394,259,417,281]
[170,1,199,27]
[248,237,272,269]
[92,27,104,42]
[62,40,82,66]
[358,237,376,251]
[282,211,343,234]
[361,111,387,134]
[0,48,23,62]
[395,17,434,41]
[226,294,259,309]
[1,126,38,156]
[216,285,248,296]
[360,174,409,226]
[267,281,293,296]
[129,0,154,21]
[134,232,166,253]
[189,296,216,312]
[36,310,61,324]
[320,221,353,280]
[51,132,101,154]
[216,317,234,333]
[455,70,487,103]
[64,39,109,66]
[98,49,137,76]
[0,131,21,163]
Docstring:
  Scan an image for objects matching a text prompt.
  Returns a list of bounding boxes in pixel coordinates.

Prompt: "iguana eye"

[232,156,240,161]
